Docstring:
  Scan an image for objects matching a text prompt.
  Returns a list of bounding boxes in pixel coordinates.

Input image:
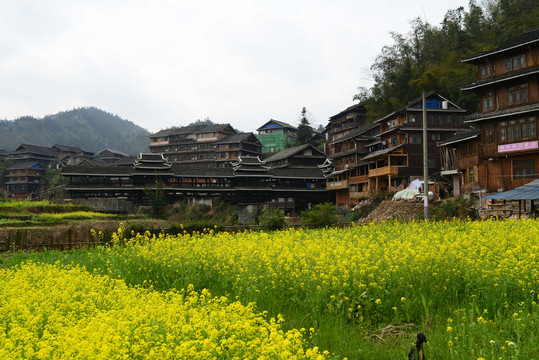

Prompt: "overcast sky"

[0,0,471,134]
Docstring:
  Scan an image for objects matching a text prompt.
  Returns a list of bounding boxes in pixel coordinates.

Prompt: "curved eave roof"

[465,103,539,123]
[461,67,539,91]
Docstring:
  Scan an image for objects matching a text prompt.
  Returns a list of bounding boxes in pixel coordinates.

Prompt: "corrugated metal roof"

[483,179,539,200]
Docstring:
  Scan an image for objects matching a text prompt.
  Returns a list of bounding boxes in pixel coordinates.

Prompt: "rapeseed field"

[2,219,538,359]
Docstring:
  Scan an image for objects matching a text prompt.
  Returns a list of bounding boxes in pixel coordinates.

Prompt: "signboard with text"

[498,140,538,153]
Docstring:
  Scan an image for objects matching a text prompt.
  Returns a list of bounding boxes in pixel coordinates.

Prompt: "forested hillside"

[0,107,149,155]
[356,0,539,120]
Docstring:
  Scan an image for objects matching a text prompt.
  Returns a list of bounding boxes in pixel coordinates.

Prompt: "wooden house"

[264,144,326,169]
[363,92,470,193]
[439,130,481,195]
[215,133,262,167]
[98,148,130,163]
[5,162,46,199]
[149,124,260,167]
[9,144,56,165]
[456,28,539,193]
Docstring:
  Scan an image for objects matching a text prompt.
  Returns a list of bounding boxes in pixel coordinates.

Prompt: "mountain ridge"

[0,107,150,155]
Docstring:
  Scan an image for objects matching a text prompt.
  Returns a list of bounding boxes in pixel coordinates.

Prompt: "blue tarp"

[483,179,539,201]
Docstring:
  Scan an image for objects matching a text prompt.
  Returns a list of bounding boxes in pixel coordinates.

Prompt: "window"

[460,143,476,157]
[468,167,475,183]
[218,144,227,149]
[480,65,492,78]
[482,94,494,111]
[408,134,422,144]
[498,117,536,142]
[513,159,535,180]
[390,137,398,146]
[428,158,436,168]
[505,54,525,71]
[446,115,452,123]
[484,128,494,143]
[408,114,416,123]
[508,83,528,105]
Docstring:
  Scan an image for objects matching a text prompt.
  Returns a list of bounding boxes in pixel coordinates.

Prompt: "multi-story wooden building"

[149,124,261,167]
[5,162,46,199]
[215,133,262,167]
[61,152,329,216]
[325,93,469,209]
[441,28,539,193]
[325,122,379,207]
[9,144,57,165]
[364,92,470,193]
[256,119,298,153]
[98,148,130,163]
[326,103,368,151]
[264,144,326,169]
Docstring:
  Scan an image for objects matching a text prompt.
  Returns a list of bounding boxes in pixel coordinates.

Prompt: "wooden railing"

[350,175,368,184]
[327,180,348,189]
[368,165,400,177]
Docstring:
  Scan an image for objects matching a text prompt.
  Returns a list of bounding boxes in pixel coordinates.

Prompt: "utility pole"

[422,91,429,219]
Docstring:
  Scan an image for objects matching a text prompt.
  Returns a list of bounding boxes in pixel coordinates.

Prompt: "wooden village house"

[325,92,470,209]
[149,124,261,167]
[439,28,539,195]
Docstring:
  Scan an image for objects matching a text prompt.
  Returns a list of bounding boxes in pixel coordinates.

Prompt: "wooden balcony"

[327,180,348,190]
[368,165,400,177]
[350,175,368,184]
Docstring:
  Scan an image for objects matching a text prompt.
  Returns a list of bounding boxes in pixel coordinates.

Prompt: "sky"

[0,0,472,134]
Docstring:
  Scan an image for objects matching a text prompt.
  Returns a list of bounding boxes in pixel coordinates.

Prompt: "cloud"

[0,0,471,133]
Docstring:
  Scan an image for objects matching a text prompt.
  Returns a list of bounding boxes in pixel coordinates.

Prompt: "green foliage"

[301,202,338,227]
[40,168,66,192]
[167,199,238,226]
[144,180,167,219]
[0,107,149,154]
[432,196,478,220]
[296,107,313,145]
[259,208,287,231]
[357,0,538,120]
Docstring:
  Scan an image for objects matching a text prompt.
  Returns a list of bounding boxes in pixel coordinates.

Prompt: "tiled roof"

[329,122,378,145]
[52,144,90,154]
[7,161,46,170]
[439,130,481,146]
[264,144,312,163]
[461,66,539,91]
[465,103,539,123]
[14,144,56,157]
[150,124,234,137]
[361,144,405,161]
[99,148,129,157]
[256,119,297,131]
[216,132,259,144]
[374,91,462,124]
[329,103,366,120]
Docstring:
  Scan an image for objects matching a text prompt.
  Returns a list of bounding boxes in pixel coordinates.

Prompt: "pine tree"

[296,107,313,145]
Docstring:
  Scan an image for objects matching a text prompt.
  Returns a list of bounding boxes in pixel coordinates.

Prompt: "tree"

[296,107,313,145]
[144,179,167,219]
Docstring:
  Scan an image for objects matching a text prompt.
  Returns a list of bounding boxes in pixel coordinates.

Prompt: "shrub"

[432,196,478,220]
[301,202,338,227]
[259,208,287,231]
